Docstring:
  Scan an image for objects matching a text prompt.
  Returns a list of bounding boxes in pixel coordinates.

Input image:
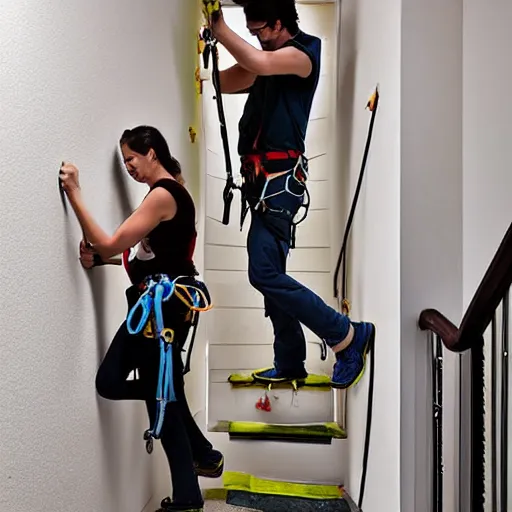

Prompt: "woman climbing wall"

[59,126,223,512]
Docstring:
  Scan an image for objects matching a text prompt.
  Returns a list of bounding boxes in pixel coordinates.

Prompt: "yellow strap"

[202,0,220,19]
[175,283,213,312]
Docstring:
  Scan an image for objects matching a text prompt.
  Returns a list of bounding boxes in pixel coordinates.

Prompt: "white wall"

[400,1,463,512]
[462,0,512,304]
[336,0,402,510]
[463,1,512,510]
[0,1,200,511]
[339,2,463,512]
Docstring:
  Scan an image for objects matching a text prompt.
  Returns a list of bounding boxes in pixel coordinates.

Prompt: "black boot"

[194,449,224,479]
[156,497,203,512]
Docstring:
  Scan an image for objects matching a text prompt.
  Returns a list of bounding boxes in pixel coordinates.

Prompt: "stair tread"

[227,491,352,512]
[228,372,333,390]
[212,420,346,440]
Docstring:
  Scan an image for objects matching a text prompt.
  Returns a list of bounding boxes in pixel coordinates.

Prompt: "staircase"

[199,361,357,511]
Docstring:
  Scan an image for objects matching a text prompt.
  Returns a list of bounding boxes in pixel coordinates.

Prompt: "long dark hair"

[120,126,184,185]
[243,0,299,35]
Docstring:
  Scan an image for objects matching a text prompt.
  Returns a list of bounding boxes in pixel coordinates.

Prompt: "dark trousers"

[247,192,351,375]
[95,288,212,507]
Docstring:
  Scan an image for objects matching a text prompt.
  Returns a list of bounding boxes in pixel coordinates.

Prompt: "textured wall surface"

[400,0,463,510]
[0,1,199,511]
[335,0,402,510]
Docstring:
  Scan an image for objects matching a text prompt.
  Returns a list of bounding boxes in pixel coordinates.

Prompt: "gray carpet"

[226,491,352,512]
[204,501,258,512]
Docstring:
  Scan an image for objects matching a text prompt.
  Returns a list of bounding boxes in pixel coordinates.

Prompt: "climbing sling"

[200,25,237,226]
[126,274,212,453]
[333,86,379,511]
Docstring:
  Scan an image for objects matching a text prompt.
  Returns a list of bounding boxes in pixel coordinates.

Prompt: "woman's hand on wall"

[59,161,81,195]
[79,239,95,270]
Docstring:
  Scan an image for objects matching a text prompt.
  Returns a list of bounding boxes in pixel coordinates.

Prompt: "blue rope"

[126,275,177,444]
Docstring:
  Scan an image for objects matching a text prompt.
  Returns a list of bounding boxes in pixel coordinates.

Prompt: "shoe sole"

[331,323,376,390]
[194,458,224,479]
[252,367,308,384]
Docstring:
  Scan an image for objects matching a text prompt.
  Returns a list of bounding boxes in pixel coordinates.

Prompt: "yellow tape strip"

[223,471,343,500]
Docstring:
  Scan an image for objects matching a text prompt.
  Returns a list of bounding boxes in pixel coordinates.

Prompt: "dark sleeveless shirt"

[237,30,322,156]
[122,179,198,286]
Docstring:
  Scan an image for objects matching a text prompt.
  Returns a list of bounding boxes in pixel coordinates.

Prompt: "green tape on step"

[223,471,343,500]
[227,421,346,440]
[202,488,228,501]
[228,372,333,390]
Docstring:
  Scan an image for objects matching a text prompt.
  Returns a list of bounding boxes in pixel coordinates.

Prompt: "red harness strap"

[241,150,303,182]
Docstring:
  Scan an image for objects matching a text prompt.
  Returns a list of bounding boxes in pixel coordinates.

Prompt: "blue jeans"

[246,176,351,374]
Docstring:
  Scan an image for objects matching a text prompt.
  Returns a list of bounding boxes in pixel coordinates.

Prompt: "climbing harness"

[240,150,311,249]
[333,86,379,511]
[126,274,212,454]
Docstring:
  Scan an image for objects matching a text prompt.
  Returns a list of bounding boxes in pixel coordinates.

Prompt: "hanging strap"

[333,86,380,312]
[201,26,238,226]
[331,86,379,511]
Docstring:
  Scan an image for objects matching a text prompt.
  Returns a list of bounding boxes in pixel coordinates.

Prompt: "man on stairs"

[208,0,375,389]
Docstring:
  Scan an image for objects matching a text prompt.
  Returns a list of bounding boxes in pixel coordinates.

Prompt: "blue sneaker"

[252,366,308,383]
[331,322,375,389]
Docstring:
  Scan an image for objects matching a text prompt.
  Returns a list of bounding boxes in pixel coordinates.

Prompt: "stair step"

[227,491,352,512]
[211,421,346,444]
[208,382,335,427]
[220,472,352,512]
[228,372,333,390]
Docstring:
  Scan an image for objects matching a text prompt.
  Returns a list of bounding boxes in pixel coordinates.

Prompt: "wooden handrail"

[419,221,512,352]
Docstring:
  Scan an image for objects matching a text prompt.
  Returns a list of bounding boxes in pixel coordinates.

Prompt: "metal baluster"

[431,331,438,512]
[431,332,443,512]
[501,291,509,512]
[436,334,444,511]
[491,313,498,512]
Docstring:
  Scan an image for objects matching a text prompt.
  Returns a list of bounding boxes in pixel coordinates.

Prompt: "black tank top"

[122,179,198,285]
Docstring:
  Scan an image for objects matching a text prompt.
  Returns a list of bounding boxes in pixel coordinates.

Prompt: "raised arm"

[219,63,256,94]
[60,162,176,261]
[212,13,312,78]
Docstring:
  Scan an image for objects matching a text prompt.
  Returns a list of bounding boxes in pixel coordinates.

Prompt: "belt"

[242,149,302,164]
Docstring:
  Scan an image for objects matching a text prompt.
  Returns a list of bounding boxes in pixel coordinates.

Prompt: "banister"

[419,221,512,352]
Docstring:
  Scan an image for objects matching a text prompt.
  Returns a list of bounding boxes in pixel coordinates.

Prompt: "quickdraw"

[126,274,212,454]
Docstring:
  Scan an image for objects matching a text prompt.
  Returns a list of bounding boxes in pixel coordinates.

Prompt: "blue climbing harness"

[126,274,210,454]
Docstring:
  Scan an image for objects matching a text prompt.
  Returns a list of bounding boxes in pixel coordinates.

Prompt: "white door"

[199,2,345,487]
